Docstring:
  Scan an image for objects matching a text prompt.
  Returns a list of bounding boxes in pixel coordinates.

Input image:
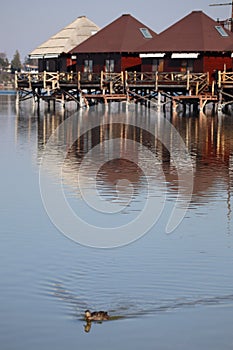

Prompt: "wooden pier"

[14,70,233,112]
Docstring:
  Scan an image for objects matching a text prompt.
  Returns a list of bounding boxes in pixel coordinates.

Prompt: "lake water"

[1,95,233,349]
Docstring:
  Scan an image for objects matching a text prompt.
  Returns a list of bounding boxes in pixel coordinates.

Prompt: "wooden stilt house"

[70,14,157,73]
[29,16,99,72]
[138,11,233,80]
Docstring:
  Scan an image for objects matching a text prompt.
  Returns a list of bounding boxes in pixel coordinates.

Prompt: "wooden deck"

[14,70,233,111]
[15,71,210,94]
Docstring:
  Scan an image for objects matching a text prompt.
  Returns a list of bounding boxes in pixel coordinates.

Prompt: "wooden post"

[78,71,81,90]
[109,81,113,94]
[125,71,128,92]
[207,72,209,86]
[211,81,215,96]
[14,71,18,89]
[155,71,158,91]
[43,71,46,89]
[218,70,221,89]
[28,73,32,90]
[121,71,124,93]
[100,71,104,91]
[56,71,60,89]
[187,70,190,91]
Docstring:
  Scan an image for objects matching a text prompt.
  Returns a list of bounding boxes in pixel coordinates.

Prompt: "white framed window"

[215,26,228,37]
[105,59,115,72]
[140,28,153,39]
[84,60,93,73]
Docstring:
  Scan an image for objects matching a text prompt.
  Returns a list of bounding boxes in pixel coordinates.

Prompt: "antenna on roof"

[209,1,233,31]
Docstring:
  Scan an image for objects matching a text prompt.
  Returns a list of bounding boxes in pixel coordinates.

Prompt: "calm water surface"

[1,96,233,349]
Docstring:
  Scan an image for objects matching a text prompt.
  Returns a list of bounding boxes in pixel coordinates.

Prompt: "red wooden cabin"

[138,11,233,80]
[70,14,157,73]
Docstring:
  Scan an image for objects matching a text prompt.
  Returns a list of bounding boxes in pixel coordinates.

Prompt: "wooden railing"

[125,71,209,94]
[188,72,209,94]
[15,72,44,89]
[14,70,221,95]
[218,71,233,88]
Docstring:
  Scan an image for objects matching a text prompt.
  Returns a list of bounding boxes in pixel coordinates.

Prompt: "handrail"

[14,70,220,93]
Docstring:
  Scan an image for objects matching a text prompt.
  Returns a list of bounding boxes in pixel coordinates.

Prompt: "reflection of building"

[14,103,233,207]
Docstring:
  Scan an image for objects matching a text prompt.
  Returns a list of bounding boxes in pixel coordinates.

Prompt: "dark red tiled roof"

[70,14,157,53]
[138,11,233,53]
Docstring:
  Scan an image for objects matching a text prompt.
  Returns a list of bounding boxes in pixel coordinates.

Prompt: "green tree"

[11,50,22,72]
[0,52,9,70]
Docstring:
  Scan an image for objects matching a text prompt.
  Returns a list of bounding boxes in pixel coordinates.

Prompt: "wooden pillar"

[109,81,113,94]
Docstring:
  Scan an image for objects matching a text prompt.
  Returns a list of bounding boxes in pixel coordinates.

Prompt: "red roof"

[138,11,233,52]
[70,14,157,53]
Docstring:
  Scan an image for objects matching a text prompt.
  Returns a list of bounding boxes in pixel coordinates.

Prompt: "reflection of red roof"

[139,11,233,52]
[70,14,157,53]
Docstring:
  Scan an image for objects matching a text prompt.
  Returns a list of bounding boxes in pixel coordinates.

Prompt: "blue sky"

[0,0,231,60]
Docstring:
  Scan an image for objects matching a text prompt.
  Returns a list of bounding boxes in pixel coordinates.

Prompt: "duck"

[84,309,110,321]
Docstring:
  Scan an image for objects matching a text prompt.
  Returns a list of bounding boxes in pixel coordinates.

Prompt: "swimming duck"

[85,310,110,321]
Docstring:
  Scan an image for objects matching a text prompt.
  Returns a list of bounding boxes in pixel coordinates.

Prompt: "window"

[105,59,115,73]
[152,59,159,72]
[84,60,93,73]
[140,28,153,39]
[215,25,229,37]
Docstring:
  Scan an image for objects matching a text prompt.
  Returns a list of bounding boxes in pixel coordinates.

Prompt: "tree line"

[0,50,37,73]
[0,50,22,72]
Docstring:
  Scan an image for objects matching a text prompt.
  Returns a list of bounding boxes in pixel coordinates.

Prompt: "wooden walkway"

[172,93,218,112]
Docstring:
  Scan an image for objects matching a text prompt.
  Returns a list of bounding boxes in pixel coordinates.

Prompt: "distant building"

[29,16,100,72]
[70,14,157,73]
[138,11,233,78]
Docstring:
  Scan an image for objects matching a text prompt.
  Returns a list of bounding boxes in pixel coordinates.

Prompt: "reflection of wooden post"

[16,90,19,105]
[172,98,177,112]
[157,91,161,111]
